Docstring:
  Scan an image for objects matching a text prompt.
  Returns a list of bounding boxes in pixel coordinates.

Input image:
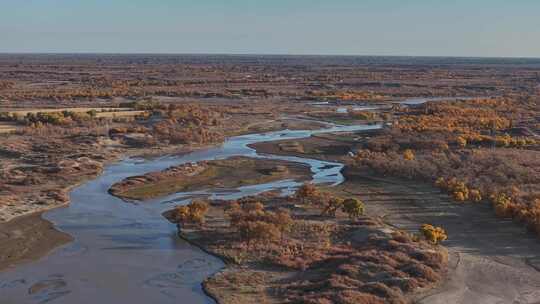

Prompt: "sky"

[1,0,539,57]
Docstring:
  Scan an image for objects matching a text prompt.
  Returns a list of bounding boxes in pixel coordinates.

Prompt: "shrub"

[321,197,344,217]
[456,136,467,148]
[469,189,482,202]
[295,183,323,205]
[228,201,292,244]
[341,198,365,219]
[173,200,210,225]
[239,221,282,244]
[403,149,415,161]
[419,224,447,245]
[434,177,446,188]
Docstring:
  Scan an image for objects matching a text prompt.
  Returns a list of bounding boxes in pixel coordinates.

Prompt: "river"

[0,95,473,303]
[0,121,380,304]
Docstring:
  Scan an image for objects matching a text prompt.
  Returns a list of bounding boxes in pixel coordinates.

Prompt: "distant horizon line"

[0,52,539,60]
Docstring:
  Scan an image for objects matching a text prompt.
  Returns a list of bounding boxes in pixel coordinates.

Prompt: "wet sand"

[0,213,72,272]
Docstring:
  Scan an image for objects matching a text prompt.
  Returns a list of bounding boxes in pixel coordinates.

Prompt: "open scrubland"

[164,187,448,304]
[0,54,539,303]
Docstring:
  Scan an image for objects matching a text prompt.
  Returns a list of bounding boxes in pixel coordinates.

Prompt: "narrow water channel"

[0,122,380,304]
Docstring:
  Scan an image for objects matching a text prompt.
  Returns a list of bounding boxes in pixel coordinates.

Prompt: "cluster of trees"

[136,103,226,145]
[285,222,448,304]
[172,200,210,226]
[152,120,223,145]
[352,97,540,237]
[4,101,229,147]
[321,197,365,219]
[460,133,537,148]
[226,199,292,245]
[294,183,323,204]
[348,110,379,121]
[490,194,540,236]
[435,177,482,203]
[1,85,244,102]
[305,90,385,101]
[23,110,98,126]
[1,110,105,128]
[0,112,19,122]
[1,88,122,101]
[396,102,512,134]
[295,183,365,219]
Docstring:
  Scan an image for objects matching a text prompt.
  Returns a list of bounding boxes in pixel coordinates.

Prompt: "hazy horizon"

[1,0,539,57]
[1,53,539,61]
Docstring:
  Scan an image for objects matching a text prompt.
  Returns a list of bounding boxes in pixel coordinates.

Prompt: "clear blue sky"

[1,0,539,57]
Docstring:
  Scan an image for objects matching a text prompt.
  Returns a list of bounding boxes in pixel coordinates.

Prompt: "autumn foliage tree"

[321,197,344,217]
[172,200,210,226]
[227,200,292,245]
[294,183,324,205]
[403,149,415,161]
[419,224,447,245]
[341,198,365,219]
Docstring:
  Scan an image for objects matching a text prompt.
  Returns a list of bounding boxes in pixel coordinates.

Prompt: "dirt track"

[338,170,540,304]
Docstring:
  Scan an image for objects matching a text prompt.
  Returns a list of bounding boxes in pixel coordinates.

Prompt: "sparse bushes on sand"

[342,198,365,219]
[180,192,448,304]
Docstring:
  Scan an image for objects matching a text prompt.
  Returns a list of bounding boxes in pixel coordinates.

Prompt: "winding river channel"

[0,96,473,303]
[0,119,381,304]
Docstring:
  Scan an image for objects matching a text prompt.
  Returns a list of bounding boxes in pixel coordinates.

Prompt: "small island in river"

[109,156,313,201]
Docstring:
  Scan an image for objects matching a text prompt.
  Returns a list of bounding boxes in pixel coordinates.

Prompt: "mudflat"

[0,213,72,271]
[109,156,312,201]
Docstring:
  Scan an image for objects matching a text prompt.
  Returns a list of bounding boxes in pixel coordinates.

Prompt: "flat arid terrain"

[0,54,539,304]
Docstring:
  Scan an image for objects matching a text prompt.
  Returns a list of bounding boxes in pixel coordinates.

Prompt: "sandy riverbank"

[0,213,72,271]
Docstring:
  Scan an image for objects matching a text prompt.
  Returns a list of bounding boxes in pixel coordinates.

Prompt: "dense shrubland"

[351,97,540,236]
[304,90,386,102]
[1,101,227,146]
[0,81,249,102]
[0,100,229,222]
